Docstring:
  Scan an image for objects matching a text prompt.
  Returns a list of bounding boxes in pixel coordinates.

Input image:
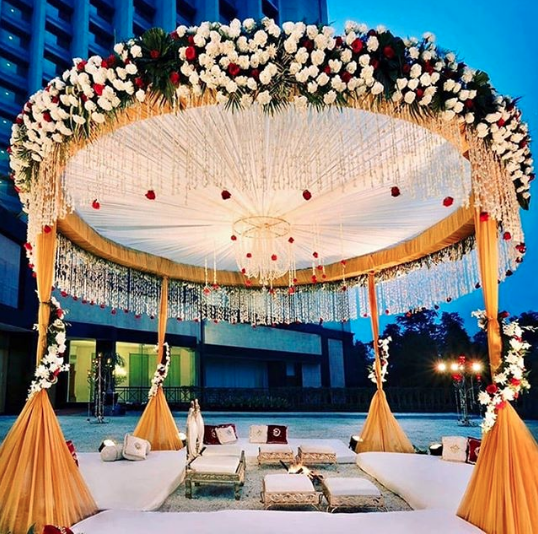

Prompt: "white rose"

[259,68,272,85]
[254,30,268,46]
[422,50,432,61]
[328,59,342,73]
[443,79,455,92]
[408,47,419,59]
[306,25,318,39]
[410,64,422,78]
[97,97,112,111]
[71,115,86,125]
[430,72,440,84]
[317,72,329,86]
[392,90,403,102]
[176,25,187,38]
[284,37,298,54]
[359,54,370,67]
[125,63,137,75]
[243,18,256,31]
[340,49,352,63]
[323,90,337,105]
[307,81,318,93]
[130,44,142,58]
[453,101,464,114]
[408,78,419,90]
[257,90,271,105]
[282,22,295,35]
[91,111,105,123]
[114,43,124,55]
[135,89,146,102]
[442,109,455,121]
[311,49,325,66]
[290,62,302,75]
[404,91,416,104]
[346,61,357,74]
[371,81,383,95]
[445,97,457,109]
[422,31,435,42]
[366,35,379,52]
[419,73,431,86]
[396,78,408,90]
[376,25,387,34]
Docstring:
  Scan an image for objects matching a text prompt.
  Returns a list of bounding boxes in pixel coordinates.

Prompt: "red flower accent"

[92,199,100,209]
[271,254,277,261]
[506,269,513,276]
[464,99,474,109]
[341,260,346,266]
[56,308,64,318]
[93,84,105,96]
[416,88,424,99]
[479,212,489,222]
[385,309,390,315]
[43,526,74,534]
[293,278,298,283]
[227,63,240,77]
[288,237,294,244]
[169,71,180,85]
[60,291,68,297]
[341,285,347,291]
[311,275,317,283]
[135,314,141,319]
[170,30,179,40]
[135,77,145,88]
[250,68,260,79]
[42,112,52,122]
[503,231,511,240]
[246,253,252,258]
[499,310,510,319]
[370,58,379,69]
[515,243,526,253]
[390,186,400,197]
[43,225,52,234]
[496,400,507,410]
[313,251,318,259]
[221,189,231,200]
[316,264,323,271]
[203,287,210,295]
[402,63,411,74]
[111,309,117,315]
[245,279,252,287]
[16,115,23,125]
[241,268,246,274]
[99,303,105,309]
[529,173,535,182]
[367,29,377,36]
[301,38,314,51]
[24,242,32,251]
[145,190,156,200]
[323,65,331,75]
[187,36,195,45]
[383,46,395,59]
[231,235,237,241]
[341,71,352,83]
[185,46,197,62]
[335,36,343,47]
[443,196,454,207]
[101,59,108,69]
[446,297,452,302]
[322,273,326,279]
[302,189,312,201]
[486,384,498,394]
[452,374,463,382]
[406,311,412,317]
[288,287,295,295]
[150,49,160,59]
[511,378,521,386]
[76,60,87,71]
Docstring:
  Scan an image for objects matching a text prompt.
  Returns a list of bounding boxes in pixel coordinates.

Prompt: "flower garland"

[148,342,171,399]
[27,296,70,400]
[8,18,533,218]
[368,336,391,384]
[473,310,533,433]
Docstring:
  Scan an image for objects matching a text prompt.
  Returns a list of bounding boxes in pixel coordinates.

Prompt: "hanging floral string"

[27,296,70,400]
[473,310,534,433]
[148,342,171,399]
[368,336,391,384]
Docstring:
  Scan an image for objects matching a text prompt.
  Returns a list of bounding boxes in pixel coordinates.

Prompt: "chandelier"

[232,216,295,286]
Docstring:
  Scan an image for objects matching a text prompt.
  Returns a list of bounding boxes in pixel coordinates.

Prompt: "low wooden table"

[261,474,322,510]
[258,445,295,465]
[321,477,384,513]
[297,444,337,466]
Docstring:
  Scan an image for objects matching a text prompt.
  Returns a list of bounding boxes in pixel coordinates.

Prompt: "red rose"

[250,68,260,79]
[515,243,526,253]
[135,77,145,88]
[367,29,377,36]
[231,235,237,241]
[245,279,252,287]
[311,275,317,283]
[51,96,59,104]
[81,94,88,102]
[486,384,498,394]
[317,264,323,271]
[99,303,105,309]
[101,59,108,68]
[335,36,343,47]
[60,291,68,297]
[76,60,87,71]
[383,46,395,59]
[169,71,180,85]
[241,268,246,274]
[503,231,511,240]
[443,196,454,207]
[497,118,505,127]
[221,189,231,200]
[385,309,390,315]
[293,277,298,283]
[111,309,117,315]
[271,254,278,261]
[227,63,240,77]
[516,257,523,264]
[16,115,23,124]
[452,374,463,382]
[496,400,507,410]
[323,65,331,75]
[301,38,314,51]
[150,49,160,59]
[370,58,379,69]
[313,252,319,259]
[170,30,179,40]
[499,310,510,319]
[402,63,411,74]
[351,39,363,54]
[341,71,352,83]
[43,225,52,234]
[246,253,252,258]
[511,378,521,386]
[416,88,424,98]
[188,36,195,45]
[479,212,489,222]
[288,237,294,244]
[92,199,100,209]
[56,308,63,318]
[341,260,346,266]
[423,61,434,74]
[465,99,474,109]
[302,189,312,200]
[24,242,32,251]
[391,186,400,197]
[93,84,105,96]
[203,287,211,295]
[185,46,197,62]
[42,112,52,122]
[145,190,156,200]
[529,173,535,182]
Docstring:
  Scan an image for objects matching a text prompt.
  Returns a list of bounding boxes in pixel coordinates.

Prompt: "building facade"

[0,0,365,415]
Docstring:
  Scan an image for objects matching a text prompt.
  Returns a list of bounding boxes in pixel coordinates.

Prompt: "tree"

[437,312,472,357]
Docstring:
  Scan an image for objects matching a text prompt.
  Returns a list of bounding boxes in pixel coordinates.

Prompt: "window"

[1,1,32,24]
[219,0,237,23]
[176,0,196,26]
[262,0,279,22]
[0,234,21,308]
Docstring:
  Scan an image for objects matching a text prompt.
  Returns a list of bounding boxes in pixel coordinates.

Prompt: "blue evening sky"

[326,0,538,341]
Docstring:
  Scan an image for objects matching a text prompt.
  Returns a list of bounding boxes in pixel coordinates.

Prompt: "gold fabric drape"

[356,273,414,454]
[133,277,182,450]
[458,213,538,532]
[0,227,97,534]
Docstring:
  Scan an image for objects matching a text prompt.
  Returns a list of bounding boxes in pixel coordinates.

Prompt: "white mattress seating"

[356,452,474,513]
[262,474,321,510]
[321,477,384,513]
[78,450,186,511]
[73,508,486,534]
[297,444,337,465]
[185,449,246,500]
[202,444,242,457]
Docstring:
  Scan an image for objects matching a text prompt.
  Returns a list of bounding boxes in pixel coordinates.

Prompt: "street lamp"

[436,355,483,426]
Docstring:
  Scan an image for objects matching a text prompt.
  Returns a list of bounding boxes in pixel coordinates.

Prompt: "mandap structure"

[0,17,536,534]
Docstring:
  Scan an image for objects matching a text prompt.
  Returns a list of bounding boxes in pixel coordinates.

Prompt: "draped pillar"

[0,226,97,534]
[134,277,182,450]
[356,272,414,454]
[457,213,538,533]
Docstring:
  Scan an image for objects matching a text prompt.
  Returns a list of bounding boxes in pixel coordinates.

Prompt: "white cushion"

[100,444,124,462]
[264,474,314,493]
[190,455,240,474]
[123,434,151,461]
[249,425,269,443]
[203,445,242,457]
[323,477,381,497]
[442,436,468,463]
[259,444,293,453]
[299,444,335,454]
[216,425,237,444]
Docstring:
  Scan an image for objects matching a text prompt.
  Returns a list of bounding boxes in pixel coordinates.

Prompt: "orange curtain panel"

[356,273,414,454]
[458,213,538,533]
[0,227,97,533]
[133,277,182,450]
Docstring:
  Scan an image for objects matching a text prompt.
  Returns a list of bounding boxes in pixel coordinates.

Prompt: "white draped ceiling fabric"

[64,105,471,276]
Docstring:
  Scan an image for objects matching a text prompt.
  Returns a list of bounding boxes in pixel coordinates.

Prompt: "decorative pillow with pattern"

[65,440,78,467]
[122,434,151,461]
[216,425,237,444]
[204,423,238,444]
[267,425,288,444]
[467,437,482,464]
[249,424,269,443]
[441,436,468,462]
